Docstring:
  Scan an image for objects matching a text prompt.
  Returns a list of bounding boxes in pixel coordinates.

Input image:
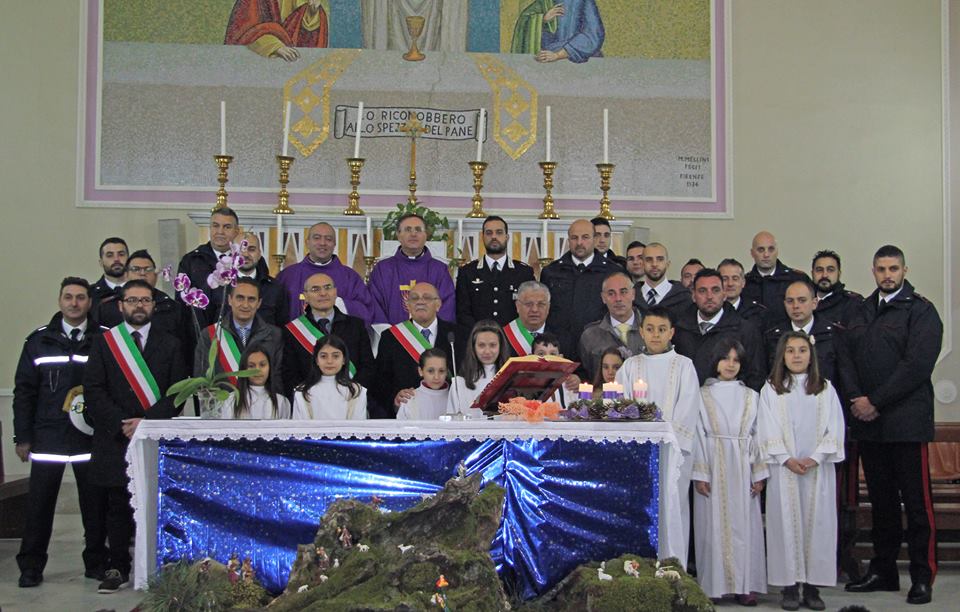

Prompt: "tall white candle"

[456,219,464,254]
[276,214,283,255]
[545,105,552,162]
[282,100,291,157]
[220,100,226,155]
[541,220,549,258]
[603,108,609,164]
[365,216,372,254]
[476,108,485,162]
[353,101,364,158]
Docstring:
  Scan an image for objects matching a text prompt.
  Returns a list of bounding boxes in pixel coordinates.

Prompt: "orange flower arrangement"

[497,397,562,422]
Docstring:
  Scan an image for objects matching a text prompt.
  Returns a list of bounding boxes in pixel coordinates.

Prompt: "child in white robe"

[293,334,367,420]
[758,331,845,611]
[221,344,292,419]
[447,320,509,417]
[531,333,578,407]
[615,306,703,568]
[397,348,451,420]
[692,339,767,604]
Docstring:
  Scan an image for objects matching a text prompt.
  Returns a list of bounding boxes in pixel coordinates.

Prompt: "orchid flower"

[173,272,191,292]
[160,264,173,282]
[181,287,210,309]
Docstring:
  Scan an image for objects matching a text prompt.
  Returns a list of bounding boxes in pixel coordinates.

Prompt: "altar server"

[692,339,767,604]
[758,331,845,611]
[615,306,703,566]
[447,320,509,415]
[293,335,367,420]
[396,348,450,420]
[221,344,291,419]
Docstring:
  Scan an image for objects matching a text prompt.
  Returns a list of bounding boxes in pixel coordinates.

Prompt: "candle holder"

[272,253,287,269]
[343,157,366,216]
[596,162,616,220]
[211,154,234,212]
[538,257,552,270]
[538,161,559,219]
[466,161,489,218]
[273,155,296,215]
[363,255,378,284]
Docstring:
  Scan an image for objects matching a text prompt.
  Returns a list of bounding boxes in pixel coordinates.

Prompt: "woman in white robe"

[221,346,292,419]
[758,331,845,610]
[691,340,767,603]
[292,335,367,420]
[447,320,509,417]
[397,348,451,420]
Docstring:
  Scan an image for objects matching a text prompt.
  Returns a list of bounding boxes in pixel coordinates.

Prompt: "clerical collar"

[729,296,742,310]
[697,309,723,327]
[308,256,334,267]
[880,287,903,304]
[403,248,426,260]
[571,253,594,268]
[792,317,814,334]
[62,319,88,339]
[484,254,509,270]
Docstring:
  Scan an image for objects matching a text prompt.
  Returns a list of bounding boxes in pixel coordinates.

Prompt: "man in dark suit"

[742,231,807,320]
[811,249,862,326]
[90,237,128,308]
[455,215,534,339]
[194,278,283,393]
[282,272,375,398]
[176,207,241,326]
[633,242,691,319]
[840,245,942,605]
[673,269,766,390]
[718,258,767,324]
[83,280,187,594]
[372,282,457,418]
[763,279,838,382]
[237,232,289,327]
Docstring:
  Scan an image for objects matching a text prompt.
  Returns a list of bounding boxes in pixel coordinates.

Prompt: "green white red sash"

[207,324,241,384]
[103,326,160,411]
[389,320,432,363]
[286,315,357,377]
[503,319,534,356]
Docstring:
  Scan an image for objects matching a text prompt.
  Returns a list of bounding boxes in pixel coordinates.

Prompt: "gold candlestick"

[538,161,559,219]
[466,161,488,218]
[212,154,234,212]
[363,255,378,284]
[343,157,365,215]
[273,155,295,215]
[596,163,616,220]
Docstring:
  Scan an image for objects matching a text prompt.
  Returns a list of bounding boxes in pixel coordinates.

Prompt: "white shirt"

[239,269,258,279]
[880,287,903,305]
[124,322,152,348]
[447,364,495,417]
[729,297,742,310]
[62,319,88,340]
[413,317,439,346]
[484,254,509,270]
[397,383,451,420]
[696,309,723,328]
[220,386,292,419]
[791,317,814,334]
[610,311,635,327]
[571,254,595,268]
[293,376,368,420]
[104,278,123,290]
[641,280,672,303]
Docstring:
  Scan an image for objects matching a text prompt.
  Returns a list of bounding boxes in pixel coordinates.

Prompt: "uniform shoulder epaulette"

[751,300,767,310]
[912,292,932,304]
[97,325,110,331]
[515,259,532,269]
[844,290,863,299]
[26,325,49,339]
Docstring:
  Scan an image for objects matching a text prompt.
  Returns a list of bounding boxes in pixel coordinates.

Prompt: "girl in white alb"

[293,334,367,420]
[221,344,291,419]
[758,331,845,611]
[447,320,509,416]
[397,348,451,420]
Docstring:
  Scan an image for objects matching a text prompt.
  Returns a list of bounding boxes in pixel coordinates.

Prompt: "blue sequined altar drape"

[156,436,659,600]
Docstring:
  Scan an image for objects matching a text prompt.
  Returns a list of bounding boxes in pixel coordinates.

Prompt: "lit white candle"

[633,379,648,399]
[220,100,226,155]
[365,216,372,255]
[476,108,485,162]
[603,108,609,164]
[545,105,551,162]
[541,220,549,258]
[353,101,364,158]
[276,214,283,255]
[456,219,464,254]
[282,100,291,157]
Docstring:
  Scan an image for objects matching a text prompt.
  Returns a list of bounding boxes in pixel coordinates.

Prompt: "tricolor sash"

[286,315,357,377]
[103,326,160,411]
[389,320,432,364]
[207,324,242,384]
[503,319,534,356]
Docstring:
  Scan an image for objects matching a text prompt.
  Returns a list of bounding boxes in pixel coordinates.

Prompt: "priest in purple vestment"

[275,222,373,325]
[368,213,455,325]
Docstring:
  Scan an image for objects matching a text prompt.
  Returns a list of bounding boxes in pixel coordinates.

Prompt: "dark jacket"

[763,315,838,383]
[13,313,107,454]
[815,282,862,327]
[455,257,535,338]
[673,302,766,391]
[836,281,942,442]
[90,276,122,310]
[176,242,226,327]
[634,281,692,320]
[601,249,627,268]
[250,257,290,327]
[371,318,459,419]
[194,313,284,394]
[734,297,768,324]
[94,287,189,360]
[540,250,623,363]
[743,260,808,319]
[281,307,375,399]
[83,327,187,487]
[577,310,645,379]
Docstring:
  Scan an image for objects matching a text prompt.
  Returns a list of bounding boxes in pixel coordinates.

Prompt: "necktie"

[422,328,432,345]
[492,261,500,273]
[318,319,330,335]
[617,323,630,344]
[647,289,657,306]
[699,321,713,335]
[576,263,586,273]
[69,328,81,342]
[238,326,250,347]
[131,330,144,353]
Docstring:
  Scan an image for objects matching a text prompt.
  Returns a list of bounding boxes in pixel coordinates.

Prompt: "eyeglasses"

[407,294,438,303]
[128,266,155,274]
[306,284,335,294]
[518,301,549,309]
[122,297,154,305]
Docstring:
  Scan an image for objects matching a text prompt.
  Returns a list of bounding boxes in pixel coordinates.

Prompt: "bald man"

[281,272,374,398]
[371,282,459,418]
[235,233,288,326]
[539,219,623,363]
[275,222,373,324]
[742,231,807,319]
